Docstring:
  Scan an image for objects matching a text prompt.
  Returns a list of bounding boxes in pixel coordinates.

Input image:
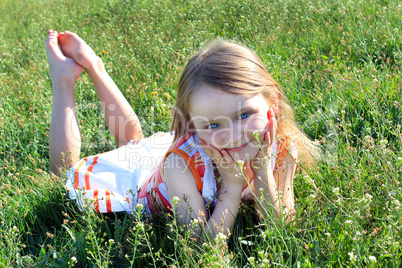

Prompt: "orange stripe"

[154,132,166,138]
[84,156,99,190]
[94,189,100,213]
[105,190,112,213]
[74,158,88,189]
[163,148,203,192]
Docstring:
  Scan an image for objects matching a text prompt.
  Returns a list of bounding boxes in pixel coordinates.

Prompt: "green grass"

[0,0,401,266]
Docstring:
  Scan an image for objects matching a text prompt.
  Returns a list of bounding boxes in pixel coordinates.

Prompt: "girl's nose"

[231,122,243,145]
[217,123,242,148]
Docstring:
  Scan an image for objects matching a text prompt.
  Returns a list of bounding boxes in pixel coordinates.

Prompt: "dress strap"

[162,148,203,192]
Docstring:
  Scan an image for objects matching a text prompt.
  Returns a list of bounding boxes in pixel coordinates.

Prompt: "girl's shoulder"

[162,132,206,181]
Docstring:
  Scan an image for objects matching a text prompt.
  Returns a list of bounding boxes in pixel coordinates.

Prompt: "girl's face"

[189,86,270,162]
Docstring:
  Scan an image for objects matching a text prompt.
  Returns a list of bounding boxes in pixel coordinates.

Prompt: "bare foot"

[46,30,83,86]
[57,31,99,70]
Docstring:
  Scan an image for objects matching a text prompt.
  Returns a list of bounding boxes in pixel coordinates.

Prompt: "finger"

[198,138,211,153]
[264,131,271,150]
[244,161,252,171]
[262,108,275,137]
[256,130,271,159]
[220,149,235,169]
[267,119,275,140]
[221,149,235,162]
[266,109,277,141]
[198,137,206,146]
[267,109,272,121]
[198,138,222,159]
[270,109,278,132]
[270,129,275,146]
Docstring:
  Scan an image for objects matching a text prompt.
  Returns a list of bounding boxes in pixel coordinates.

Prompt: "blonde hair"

[171,40,320,167]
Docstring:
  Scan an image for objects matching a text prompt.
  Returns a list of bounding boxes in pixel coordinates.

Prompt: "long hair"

[170,40,320,166]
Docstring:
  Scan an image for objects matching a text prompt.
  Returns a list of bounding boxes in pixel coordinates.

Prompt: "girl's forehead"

[189,86,267,118]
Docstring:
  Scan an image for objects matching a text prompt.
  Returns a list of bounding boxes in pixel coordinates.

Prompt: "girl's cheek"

[197,132,213,145]
[246,116,267,132]
[198,131,227,148]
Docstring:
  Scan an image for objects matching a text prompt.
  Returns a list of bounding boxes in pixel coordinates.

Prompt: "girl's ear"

[270,94,279,115]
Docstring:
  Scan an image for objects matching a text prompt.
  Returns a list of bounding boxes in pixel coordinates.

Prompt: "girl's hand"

[251,108,277,172]
[198,139,245,186]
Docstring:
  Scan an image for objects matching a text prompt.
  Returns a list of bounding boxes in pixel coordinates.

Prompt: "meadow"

[0,0,401,266]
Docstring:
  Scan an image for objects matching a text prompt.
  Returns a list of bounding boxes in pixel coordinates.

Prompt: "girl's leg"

[57,32,143,147]
[46,30,84,174]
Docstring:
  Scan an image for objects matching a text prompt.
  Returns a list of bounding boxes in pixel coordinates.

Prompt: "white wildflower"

[360,193,373,207]
[192,219,199,228]
[369,256,377,263]
[379,139,388,146]
[248,257,255,263]
[307,194,316,203]
[237,160,244,170]
[253,130,260,139]
[354,210,361,217]
[136,222,145,232]
[332,187,340,196]
[391,198,401,210]
[261,259,269,265]
[216,232,227,242]
[348,252,357,262]
[172,196,180,205]
[71,257,77,263]
[364,193,373,201]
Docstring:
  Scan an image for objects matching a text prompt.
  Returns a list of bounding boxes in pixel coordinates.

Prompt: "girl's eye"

[240,113,250,120]
[208,123,220,129]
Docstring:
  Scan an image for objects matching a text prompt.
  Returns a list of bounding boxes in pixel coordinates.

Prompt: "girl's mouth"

[226,141,251,152]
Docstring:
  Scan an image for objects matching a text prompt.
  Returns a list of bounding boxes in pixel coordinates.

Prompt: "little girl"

[46,30,319,238]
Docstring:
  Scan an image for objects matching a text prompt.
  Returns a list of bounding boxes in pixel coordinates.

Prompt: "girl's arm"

[254,145,297,220]
[252,109,297,220]
[163,152,244,240]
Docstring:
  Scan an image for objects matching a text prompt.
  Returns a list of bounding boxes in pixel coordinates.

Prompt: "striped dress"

[66,132,289,215]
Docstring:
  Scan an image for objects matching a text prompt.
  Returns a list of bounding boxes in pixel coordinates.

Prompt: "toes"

[46,30,58,46]
[46,30,65,59]
[59,31,79,44]
[57,32,68,46]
